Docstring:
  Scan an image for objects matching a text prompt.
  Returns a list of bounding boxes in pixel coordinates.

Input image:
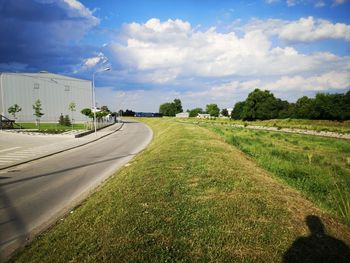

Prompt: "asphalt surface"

[0,120,153,260]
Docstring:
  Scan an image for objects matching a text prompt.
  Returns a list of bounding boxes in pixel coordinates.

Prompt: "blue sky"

[0,0,349,111]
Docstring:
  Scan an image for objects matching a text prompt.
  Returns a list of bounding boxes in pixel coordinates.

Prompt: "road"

[0,121,152,260]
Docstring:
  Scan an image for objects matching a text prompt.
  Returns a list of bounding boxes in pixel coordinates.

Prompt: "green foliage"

[208,124,350,224]
[58,114,65,125]
[68,101,76,112]
[81,108,93,118]
[206,103,220,117]
[233,89,350,121]
[231,101,245,119]
[32,99,44,118]
[188,107,203,117]
[221,108,229,117]
[64,115,71,126]
[159,99,183,116]
[8,103,22,119]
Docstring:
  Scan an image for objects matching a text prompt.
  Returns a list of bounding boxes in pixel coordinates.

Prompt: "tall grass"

[206,124,350,225]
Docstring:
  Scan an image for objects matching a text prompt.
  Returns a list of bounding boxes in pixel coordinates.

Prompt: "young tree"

[206,104,220,117]
[68,101,76,129]
[33,99,44,128]
[64,115,71,126]
[8,104,22,119]
[58,113,65,125]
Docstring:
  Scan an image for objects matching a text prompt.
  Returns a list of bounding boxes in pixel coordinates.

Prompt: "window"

[64,85,70,91]
[34,83,40,89]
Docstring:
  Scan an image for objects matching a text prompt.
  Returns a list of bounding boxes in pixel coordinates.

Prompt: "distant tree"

[8,103,22,119]
[206,104,220,117]
[221,108,229,117]
[100,105,110,113]
[32,99,44,128]
[231,101,245,119]
[189,107,203,117]
[173,99,183,114]
[294,96,315,119]
[123,109,136,117]
[241,89,281,120]
[68,101,76,129]
[159,102,176,116]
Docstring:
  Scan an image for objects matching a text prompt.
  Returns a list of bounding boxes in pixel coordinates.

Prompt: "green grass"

[180,118,350,133]
[14,122,87,133]
[205,124,350,225]
[11,119,350,262]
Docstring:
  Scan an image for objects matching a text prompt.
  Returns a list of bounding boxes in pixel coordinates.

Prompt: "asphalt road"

[0,121,152,260]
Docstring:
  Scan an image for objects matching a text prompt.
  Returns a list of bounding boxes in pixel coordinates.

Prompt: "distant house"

[176,112,189,118]
[197,113,211,119]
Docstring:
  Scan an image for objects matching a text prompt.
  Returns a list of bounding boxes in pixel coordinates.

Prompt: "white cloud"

[105,18,350,85]
[278,16,350,42]
[244,16,350,43]
[97,18,350,111]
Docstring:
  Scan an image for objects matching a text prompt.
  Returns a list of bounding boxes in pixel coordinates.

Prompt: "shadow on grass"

[283,215,350,263]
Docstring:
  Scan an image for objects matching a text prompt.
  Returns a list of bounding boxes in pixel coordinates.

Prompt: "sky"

[0,0,350,112]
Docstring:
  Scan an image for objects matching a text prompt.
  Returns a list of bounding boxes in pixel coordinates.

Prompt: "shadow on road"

[0,187,27,261]
[0,153,135,187]
[283,215,350,263]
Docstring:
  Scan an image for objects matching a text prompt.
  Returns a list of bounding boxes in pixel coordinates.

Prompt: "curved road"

[0,121,152,260]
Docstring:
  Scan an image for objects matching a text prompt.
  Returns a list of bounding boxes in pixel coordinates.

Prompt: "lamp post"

[92,67,110,136]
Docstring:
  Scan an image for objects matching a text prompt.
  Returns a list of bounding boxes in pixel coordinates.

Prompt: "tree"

[241,89,280,120]
[189,108,203,117]
[206,104,220,117]
[173,99,183,114]
[81,108,93,118]
[100,105,110,113]
[159,102,176,116]
[294,96,315,119]
[8,104,22,119]
[68,101,76,129]
[58,113,65,125]
[231,101,245,119]
[33,99,44,128]
[64,115,71,126]
[221,108,229,117]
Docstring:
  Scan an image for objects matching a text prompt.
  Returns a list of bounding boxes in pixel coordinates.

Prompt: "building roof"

[0,72,90,83]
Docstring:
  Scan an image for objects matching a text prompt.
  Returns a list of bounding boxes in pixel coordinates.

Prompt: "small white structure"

[0,71,92,122]
[176,112,189,118]
[227,108,233,116]
[197,113,211,119]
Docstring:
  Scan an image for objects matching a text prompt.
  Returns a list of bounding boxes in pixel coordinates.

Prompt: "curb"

[0,122,124,171]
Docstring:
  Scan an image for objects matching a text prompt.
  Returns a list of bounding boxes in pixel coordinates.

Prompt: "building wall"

[0,72,92,122]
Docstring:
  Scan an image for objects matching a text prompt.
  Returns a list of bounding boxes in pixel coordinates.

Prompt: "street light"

[92,67,110,136]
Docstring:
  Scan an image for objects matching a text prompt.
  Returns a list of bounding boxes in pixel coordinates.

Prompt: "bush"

[58,114,65,125]
[64,115,71,126]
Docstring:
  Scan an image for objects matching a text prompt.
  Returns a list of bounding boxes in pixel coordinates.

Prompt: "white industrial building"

[0,72,92,122]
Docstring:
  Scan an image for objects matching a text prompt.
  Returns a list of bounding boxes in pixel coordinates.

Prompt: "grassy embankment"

[203,123,350,225]
[11,118,350,262]
[183,118,350,133]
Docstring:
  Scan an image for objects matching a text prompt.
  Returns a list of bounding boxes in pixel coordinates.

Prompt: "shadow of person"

[283,215,350,263]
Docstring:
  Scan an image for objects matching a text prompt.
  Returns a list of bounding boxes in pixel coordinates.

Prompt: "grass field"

[11,118,350,262]
[181,118,350,134]
[204,124,350,225]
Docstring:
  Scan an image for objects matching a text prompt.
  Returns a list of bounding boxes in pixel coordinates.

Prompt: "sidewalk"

[0,122,124,170]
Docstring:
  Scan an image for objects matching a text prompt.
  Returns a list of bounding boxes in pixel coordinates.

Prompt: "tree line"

[159,89,350,121]
[232,89,350,121]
